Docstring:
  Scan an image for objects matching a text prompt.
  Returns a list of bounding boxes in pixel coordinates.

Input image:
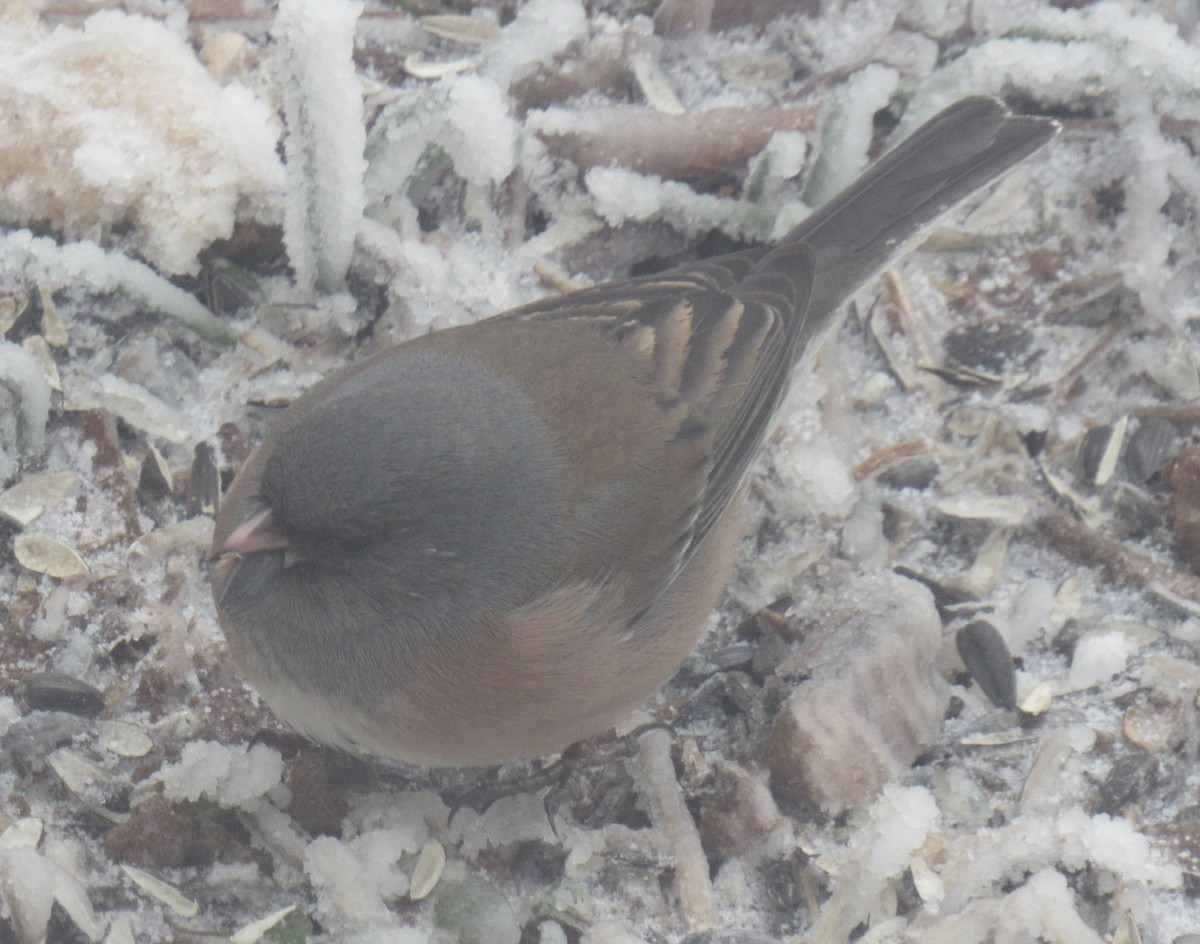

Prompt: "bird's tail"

[793,96,1058,320]
[741,96,1058,351]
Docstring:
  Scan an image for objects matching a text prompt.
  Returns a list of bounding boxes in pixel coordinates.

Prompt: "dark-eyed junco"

[211,97,1056,767]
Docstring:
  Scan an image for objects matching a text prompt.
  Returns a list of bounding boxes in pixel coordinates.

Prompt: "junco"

[211,97,1056,767]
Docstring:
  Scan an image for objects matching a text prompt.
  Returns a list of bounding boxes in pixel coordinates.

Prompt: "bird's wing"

[419,98,1057,618]
[416,243,815,621]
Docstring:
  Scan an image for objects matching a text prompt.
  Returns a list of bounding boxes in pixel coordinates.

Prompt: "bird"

[210,96,1057,768]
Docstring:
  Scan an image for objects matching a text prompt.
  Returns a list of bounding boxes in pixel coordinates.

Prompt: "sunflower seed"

[13,534,88,578]
[0,818,43,851]
[184,442,221,517]
[1123,415,1175,483]
[631,54,685,115]
[38,287,66,347]
[138,447,172,501]
[0,471,76,528]
[420,14,501,45]
[120,865,199,917]
[409,838,446,901]
[98,721,153,758]
[955,621,1017,709]
[21,672,103,717]
[230,905,297,944]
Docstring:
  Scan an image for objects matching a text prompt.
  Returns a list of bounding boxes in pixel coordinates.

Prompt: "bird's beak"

[211,508,290,608]
[217,508,290,558]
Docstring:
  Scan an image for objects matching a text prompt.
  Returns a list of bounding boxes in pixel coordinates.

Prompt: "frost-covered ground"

[1,0,1200,942]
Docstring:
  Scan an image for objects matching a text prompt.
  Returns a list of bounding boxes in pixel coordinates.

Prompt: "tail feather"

[743,96,1058,348]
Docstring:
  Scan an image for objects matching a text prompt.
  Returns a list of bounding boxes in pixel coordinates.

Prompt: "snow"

[159,741,284,811]
[0,849,53,944]
[273,0,367,295]
[305,836,393,926]
[539,921,570,944]
[861,785,941,879]
[0,699,18,739]
[1002,578,1055,651]
[773,433,858,520]
[801,63,899,207]
[482,0,589,90]
[1057,807,1182,886]
[0,340,50,462]
[443,75,520,187]
[0,11,283,277]
[1068,629,1135,690]
[453,793,557,858]
[813,785,941,942]
[0,230,234,343]
[586,167,669,224]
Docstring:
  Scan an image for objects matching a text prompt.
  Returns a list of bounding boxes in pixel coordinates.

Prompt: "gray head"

[216,348,566,667]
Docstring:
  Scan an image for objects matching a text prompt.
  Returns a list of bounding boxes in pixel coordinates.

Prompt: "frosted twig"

[0,342,50,456]
[510,22,652,112]
[802,64,898,207]
[999,476,1200,606]
[530,103,818,182]
[585,167,779,241]
[636,727,716,930]
[273,0,367,296]
[0,231,234,346]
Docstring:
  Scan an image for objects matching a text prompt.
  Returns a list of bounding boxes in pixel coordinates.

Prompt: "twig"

[1129,402,1200,424]
[852,439,934,481]
[636,728,717,931]
[998,477,1200,606]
